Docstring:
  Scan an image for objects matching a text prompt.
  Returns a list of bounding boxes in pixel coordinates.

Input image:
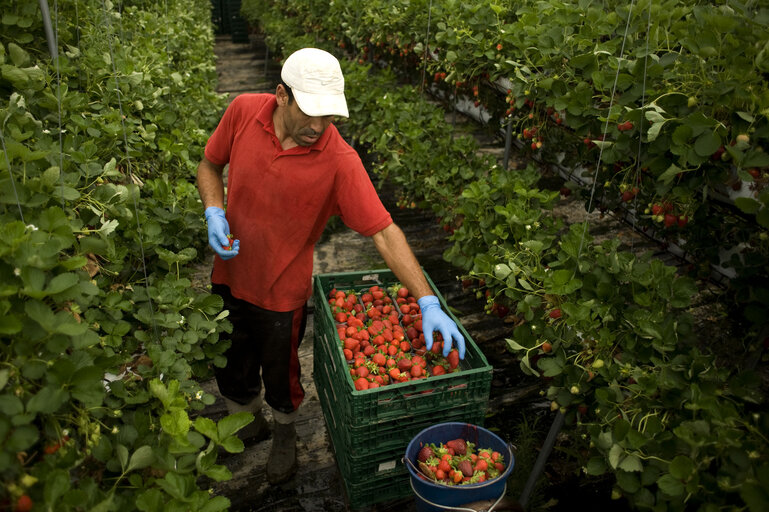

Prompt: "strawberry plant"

[1,0,245,509]
[241,1,769,509]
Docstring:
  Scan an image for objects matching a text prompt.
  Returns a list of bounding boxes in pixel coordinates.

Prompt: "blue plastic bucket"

[405,422,514,512]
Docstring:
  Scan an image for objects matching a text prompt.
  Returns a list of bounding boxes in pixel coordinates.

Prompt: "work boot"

[223,396,271,444]
[267,412,297,484]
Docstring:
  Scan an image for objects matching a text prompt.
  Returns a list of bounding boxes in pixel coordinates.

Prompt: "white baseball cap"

[281,48,349,118]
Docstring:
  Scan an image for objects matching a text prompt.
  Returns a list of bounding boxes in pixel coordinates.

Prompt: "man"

[196,47,465,485]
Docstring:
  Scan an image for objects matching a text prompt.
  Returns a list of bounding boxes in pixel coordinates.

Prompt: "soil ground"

[194,33,745,512]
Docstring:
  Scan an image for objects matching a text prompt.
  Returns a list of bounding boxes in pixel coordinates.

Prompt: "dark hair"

[280,80,294,103]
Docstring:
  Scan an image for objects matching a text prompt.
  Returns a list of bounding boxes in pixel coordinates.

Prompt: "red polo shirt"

[204,93,393,311]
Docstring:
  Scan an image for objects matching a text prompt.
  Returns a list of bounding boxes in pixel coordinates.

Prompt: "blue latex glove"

[418,295,465,359]
[205,206,239,260]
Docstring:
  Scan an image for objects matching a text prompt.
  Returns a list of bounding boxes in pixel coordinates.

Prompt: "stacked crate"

[312,269,492,509]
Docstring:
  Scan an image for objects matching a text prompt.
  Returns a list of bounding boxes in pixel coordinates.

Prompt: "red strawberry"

[664,214,677,228]
[447,349,459,370]
[15,495,33,512]
[354,377,369,391]
[44,441,61,454]
[446,438,467,455]
[417,445,433,462]
[458,459,474,477]
[549,308,562,319]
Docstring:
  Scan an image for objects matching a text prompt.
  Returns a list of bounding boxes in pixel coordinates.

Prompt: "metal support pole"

[38,0,58,64]
[519,411,565,510]
[502,118,513,170]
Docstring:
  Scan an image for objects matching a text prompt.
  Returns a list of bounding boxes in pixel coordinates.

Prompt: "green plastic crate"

[312,269,492,509]
[313,269,492,427]
[340,463,412,510]
[315,345,487,481]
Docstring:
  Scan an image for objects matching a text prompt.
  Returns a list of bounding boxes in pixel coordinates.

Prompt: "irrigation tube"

[38,0,58,64]
[518,411,565,510]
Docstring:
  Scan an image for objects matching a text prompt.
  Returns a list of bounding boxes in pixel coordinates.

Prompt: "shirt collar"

[257,95,332,153]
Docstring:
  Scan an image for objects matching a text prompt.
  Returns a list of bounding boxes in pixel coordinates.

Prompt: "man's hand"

[417,295,466,359]
[205,206,240,260]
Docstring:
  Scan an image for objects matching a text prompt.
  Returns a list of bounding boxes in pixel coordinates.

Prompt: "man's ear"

[276,84,290,107]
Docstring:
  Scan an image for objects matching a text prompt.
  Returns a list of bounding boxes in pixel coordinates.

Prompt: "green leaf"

[616,470,641,493]
[6,425,39,451]
[43,469,70,504]
[669,455,694,479]
[0,394,24,415]
[657,163,686,185]
[127,445,155,472]
[116,444,129,471]
[136,489,164,512]
[204,464,232,482]
[46,272,79,294]
[740,481,769,512]
[757,207,769,228]
[608,444,623,469]
[618,454,642,472]
[657,474,684,496]
[157,472,193,501]
[493,263,511,279]
[194,416,219,442]
[26,386,69,414]
[585,456,607,476]
[0,315,22,334]
[0,369,8,391]
[646,122,666,142]
[743,150,769,168]
[217,412,253,439]
[613,419,630,442]
[671,124,692,145]
[200,496,231,512]
[537,357,564,377]
[734,197,761,215]
[160,409,190,437]
[505,338,527,352]
[693,131,721,157]
[219,435,244,454]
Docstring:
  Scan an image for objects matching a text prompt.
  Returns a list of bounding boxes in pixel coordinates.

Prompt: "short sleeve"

[335,152,393,236]
[204,96,243,166]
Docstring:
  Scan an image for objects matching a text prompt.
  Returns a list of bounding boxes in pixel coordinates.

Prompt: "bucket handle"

[409,478,508,512]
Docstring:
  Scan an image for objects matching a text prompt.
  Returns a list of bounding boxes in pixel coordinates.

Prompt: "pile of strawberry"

[327,284,462,391]
[415,438,506,485]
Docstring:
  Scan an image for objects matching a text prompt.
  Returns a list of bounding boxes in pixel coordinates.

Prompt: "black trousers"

[212,284,307,414]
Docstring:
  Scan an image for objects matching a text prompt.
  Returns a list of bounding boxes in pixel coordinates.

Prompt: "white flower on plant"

[25,224,38,231]
[525,224,531,230]
[195,390,203,400]
[14,268,21,276]
[111,426,119,434]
